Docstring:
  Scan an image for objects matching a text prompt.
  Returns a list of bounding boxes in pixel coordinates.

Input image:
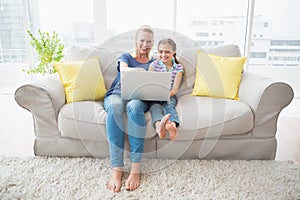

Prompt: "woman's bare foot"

[155,114,171,139]
[125,172,141,191]
[106,167,123,192]
[166,121,177,141]
[125,163,141,191]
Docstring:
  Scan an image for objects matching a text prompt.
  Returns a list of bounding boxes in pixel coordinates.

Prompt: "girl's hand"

[170,90,175,96]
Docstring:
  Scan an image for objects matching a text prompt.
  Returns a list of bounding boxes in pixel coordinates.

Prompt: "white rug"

[0,156,300,199]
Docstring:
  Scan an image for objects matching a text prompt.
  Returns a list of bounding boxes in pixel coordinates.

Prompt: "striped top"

[150,59,184,89]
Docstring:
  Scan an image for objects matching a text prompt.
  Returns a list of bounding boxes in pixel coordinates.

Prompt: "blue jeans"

[103,94,149,167]
[149,95,180,127]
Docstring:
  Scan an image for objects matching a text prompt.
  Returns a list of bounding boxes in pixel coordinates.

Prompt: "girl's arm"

[148,64,155,71]
[170,71,183,96]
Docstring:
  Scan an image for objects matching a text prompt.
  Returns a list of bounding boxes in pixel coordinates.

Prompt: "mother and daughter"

[103,25,184,192]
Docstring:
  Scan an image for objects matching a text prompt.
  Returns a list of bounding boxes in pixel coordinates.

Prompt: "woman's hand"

[131,68,145,72]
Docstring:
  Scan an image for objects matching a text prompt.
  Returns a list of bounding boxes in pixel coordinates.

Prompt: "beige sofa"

[15,33,294,160]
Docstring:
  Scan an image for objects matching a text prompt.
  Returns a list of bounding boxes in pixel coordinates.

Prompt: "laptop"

[121,70,172,101]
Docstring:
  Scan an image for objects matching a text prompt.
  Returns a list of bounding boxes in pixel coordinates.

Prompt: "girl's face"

[158,43,175,64]
[136,31,154,55]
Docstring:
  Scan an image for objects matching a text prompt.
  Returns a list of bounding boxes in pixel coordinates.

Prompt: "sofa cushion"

[54,58,107,103]
[191,53,246,100]
[177,44,242,97]
[58,101,156,142]
[175,94,253,140]
[58,94,253,142]
[64,45,118,90]
[58,101,107,141]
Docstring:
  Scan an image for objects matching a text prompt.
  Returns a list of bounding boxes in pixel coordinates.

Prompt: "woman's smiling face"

[136,31,154,55]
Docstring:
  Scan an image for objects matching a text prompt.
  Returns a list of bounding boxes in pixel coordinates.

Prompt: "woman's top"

[105,53,155,97]
[149,58,183,90]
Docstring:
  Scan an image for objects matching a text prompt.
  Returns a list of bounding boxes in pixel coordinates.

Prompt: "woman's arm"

[170,72,183,96]
[119,61,129,71]
[120,61,146,72]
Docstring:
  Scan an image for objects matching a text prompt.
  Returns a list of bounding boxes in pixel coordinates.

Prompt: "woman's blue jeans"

[149,95,180,127]
[103,94,149,167]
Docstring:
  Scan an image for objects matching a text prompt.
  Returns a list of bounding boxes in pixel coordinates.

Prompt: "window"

[196,32,209,37]
[249,0,300,67]
[106,0,173,35]
[1,0,299,70]
[0,0,27,63]
[250,52,267,59]
[0,0,94,64]
[176,0,248,52]
[38,0,94,47]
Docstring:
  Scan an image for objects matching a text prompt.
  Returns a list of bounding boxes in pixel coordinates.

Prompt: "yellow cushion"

[54,58,107,103]
[191,52,246,100]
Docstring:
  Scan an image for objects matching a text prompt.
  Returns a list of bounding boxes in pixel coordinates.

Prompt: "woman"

[103,25,155,192]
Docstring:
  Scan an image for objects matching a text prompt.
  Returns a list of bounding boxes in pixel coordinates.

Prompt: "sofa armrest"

[14,73,66,137]
[239,71,294,138]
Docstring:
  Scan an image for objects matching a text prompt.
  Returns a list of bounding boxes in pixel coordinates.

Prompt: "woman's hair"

[158,38,179,64]
[135,25,154,58]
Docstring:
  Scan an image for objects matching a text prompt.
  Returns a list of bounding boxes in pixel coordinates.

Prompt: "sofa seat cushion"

[58,95,253,142]
[58,101,155,141]
[58,101,107,141]
[175,95,253,141]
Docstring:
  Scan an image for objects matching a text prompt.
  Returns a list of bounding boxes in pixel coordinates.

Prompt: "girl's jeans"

[149,95,180,127]
[103,94,149,167]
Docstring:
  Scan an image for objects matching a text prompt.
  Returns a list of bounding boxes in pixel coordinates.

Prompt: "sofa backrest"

[64,29,242,96]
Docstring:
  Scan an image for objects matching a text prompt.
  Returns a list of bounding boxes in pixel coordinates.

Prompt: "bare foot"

[106,167,123,192]
[166,122,177,141]
[125,163,141,191]
[156,114,171,139]
[125,172,141,191]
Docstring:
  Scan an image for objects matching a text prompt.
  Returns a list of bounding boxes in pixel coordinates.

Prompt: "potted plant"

[25,30,64,75]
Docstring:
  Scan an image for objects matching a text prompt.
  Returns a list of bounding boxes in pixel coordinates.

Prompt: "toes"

[125,182,140,191]
[106,169,123,192]
[125,173,141,191]
[106,182,115,191]
[166,123,177,140]
[114,183,122,192]
[125,181,131,191]
[157,114,171,139]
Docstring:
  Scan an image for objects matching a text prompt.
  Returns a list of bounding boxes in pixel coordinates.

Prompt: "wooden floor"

[0,93,299,163]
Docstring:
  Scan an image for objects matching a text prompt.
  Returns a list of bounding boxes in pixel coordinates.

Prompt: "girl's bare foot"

[106,167,123,192]
[166,122,177,141]
[125,163,141,191]
[156,114,171,139]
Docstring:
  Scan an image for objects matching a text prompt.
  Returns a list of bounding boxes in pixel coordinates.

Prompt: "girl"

[149,38,184,141]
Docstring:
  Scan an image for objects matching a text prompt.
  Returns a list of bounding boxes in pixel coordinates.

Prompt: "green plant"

[25,30,64,75]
